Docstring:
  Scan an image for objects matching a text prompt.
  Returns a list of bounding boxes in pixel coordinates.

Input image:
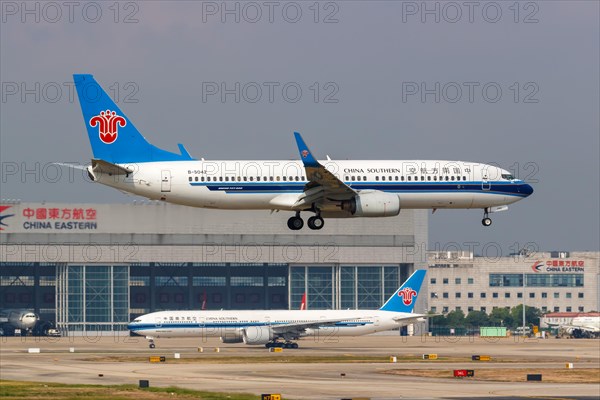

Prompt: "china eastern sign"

[1,205,99,231]
[531,260,585,273]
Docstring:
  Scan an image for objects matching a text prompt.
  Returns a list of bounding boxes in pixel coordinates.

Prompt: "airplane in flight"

[549,315,600,338]
[74,74,533,230]
[128,269,427,348]
[0,309,39,335]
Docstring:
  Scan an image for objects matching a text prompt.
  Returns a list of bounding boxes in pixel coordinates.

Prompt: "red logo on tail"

[398,287,417,306]
[301,150,309,158]
[90,110,126,144]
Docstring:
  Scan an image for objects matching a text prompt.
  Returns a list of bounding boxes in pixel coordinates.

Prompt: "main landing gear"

[265,341,299,349]
[287,212,324,231]
[148,338,156,349]
[482,208,492,227]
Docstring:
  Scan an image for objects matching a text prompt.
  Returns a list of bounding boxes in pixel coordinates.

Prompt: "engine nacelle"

[242,326,275,345]
[341,191,400,217]
[220,330,244,343]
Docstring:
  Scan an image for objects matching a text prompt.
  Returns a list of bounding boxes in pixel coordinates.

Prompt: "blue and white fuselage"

[97,159,531,211]
[74,74,533,230]
[128,270,428,348]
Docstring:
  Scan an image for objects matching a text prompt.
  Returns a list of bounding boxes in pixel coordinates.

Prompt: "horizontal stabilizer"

[92,159,134,176]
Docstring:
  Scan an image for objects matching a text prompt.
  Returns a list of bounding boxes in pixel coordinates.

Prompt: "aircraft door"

[482,174,491,191]
[161,170,171,192]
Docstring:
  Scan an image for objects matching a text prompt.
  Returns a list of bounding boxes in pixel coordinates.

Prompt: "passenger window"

[445,176,449,181]
[225,177,229,181]
[302,176,306,181]
[463,176,466,181]
[276,176,280,181]
[395,176,398,181]
[421,176,424,181]
[295,176,299,181]
[194,177,198,182]
[408,176,411,181]
[382,176,386,181]
[427,176,431,181]
[289,176,293,181]
[188,177,192,182]
[375,176,379,181]
[389,176,392,181]
[351,176,355,181]
[243,177,247,181]
[270,176,273,181]
[401,176,404,181]
[249,177,254,181]
[237,177,241,182]
[363,176,367,181]
[219,177,223,181]
[451,176,455,181]
[283,176,287,181]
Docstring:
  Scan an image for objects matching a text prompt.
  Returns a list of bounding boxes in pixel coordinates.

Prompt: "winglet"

[294,132,320,167]
[379,269,427,313]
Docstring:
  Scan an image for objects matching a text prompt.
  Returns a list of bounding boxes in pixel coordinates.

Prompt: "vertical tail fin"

[299,293,307,310]
[379,269,426,313]
[73,74,194,164]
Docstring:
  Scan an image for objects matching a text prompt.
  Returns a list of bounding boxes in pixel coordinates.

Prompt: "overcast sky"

[1,1,598,253]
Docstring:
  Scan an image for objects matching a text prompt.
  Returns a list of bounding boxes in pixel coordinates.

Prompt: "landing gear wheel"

[287,216,304,230]
[482,217,492,227]
[307,216,324,230]
[149,343,155,349]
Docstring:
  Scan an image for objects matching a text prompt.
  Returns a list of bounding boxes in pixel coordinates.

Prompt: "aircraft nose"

[521,183,534,196]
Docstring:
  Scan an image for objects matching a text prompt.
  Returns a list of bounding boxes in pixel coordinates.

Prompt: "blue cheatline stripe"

[188,182,529,197]
[128,321,373,331]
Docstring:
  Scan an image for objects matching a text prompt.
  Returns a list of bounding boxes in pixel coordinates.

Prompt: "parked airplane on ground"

[549,316,600,338]
[74,74,533,229]
[0,309,38,335]
[128,270,427,348]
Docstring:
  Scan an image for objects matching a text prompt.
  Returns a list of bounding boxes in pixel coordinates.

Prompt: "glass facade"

[489,273,584,287]
[56,264,130,333]
[290,265,408,310]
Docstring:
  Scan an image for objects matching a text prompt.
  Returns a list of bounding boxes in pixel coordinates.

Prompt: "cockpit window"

[501,174,515,180]
[133,318,142,322]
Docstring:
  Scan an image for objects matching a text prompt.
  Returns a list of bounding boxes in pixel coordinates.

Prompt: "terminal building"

[0,202,429,334]
[427,250,599,315]
[1,201,598,335]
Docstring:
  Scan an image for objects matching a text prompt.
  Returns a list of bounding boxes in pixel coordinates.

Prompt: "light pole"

[522,272,526,334]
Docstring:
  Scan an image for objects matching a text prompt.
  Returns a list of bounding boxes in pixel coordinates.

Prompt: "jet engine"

[220,330,244,343]
[242,326,275,345]
[341,191,400,217]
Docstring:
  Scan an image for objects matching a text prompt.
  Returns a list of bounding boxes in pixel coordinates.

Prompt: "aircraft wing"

[270,316,366,336]
[559,324,600,333]
[392,314,428,324]
[293,132,356,208]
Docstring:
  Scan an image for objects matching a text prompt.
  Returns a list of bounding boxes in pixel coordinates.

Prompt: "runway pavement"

[1,335,598,399]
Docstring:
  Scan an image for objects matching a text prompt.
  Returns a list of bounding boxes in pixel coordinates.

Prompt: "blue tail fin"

[379,269,426,313]
[73,74,194,164]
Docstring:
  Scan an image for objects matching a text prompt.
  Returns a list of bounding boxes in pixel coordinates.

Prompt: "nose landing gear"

[482,208,492,226]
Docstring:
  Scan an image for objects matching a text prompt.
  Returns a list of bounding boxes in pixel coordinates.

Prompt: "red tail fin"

[300,293,307,310]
